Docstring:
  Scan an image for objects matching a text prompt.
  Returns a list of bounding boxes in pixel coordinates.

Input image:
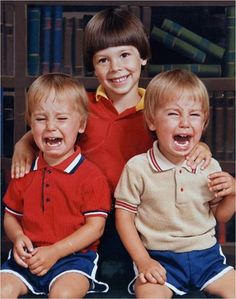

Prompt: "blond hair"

[26,73,88,126]
[144,69,210,129]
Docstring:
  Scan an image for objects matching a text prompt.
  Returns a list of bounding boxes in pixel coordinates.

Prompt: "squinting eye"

[36,118,45,121]
[168,112,178,116]
[191,113,201,117]
[58,117,68,120]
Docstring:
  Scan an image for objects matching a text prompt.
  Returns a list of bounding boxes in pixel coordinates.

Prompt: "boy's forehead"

[94,45,139,56]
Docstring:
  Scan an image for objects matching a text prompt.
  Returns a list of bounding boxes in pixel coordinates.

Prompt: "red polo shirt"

[78,86,155,194]
[4,147,111,251]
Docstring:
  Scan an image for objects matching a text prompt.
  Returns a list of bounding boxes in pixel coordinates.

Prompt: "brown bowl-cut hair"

[83,8,150,72]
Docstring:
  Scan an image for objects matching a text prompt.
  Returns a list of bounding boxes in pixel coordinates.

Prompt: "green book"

[161,19,225,60]
[148,64,222,77]
[151,26,206,63]
[223,7,235,77]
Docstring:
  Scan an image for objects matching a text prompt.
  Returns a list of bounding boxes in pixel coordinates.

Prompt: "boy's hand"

[11,141,35,179]
[27,245,59,276]
[208,171,235,198]
[186,142,211,170]
[137,257,166,285]
[13,234,34,268]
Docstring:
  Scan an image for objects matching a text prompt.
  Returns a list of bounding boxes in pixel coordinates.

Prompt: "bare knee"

[135,280,173,298]
[49,274,90,299]
[204,269,235,299]
[0,273,28,299]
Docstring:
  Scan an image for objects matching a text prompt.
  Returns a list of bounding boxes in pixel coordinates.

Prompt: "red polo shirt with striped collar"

[4,146,111,252]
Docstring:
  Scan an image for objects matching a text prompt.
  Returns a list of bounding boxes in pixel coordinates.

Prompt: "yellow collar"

[95,85,145,111]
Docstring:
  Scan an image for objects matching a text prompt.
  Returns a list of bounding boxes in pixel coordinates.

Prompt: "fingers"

[14,254,29,268]
[139,267,166,285]
[186,144,212,170]
[11,162,30,179]
[208,172,235,197]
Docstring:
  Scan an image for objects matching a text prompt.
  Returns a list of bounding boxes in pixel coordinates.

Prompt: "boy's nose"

[179,116,190,127]
[110,59,121,71]
[46,120,56,130]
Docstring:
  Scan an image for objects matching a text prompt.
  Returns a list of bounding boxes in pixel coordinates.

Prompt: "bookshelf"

[1,0,235,261]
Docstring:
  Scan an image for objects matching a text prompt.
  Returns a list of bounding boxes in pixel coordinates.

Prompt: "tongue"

[174,136,189,144]
[46,138,61,145]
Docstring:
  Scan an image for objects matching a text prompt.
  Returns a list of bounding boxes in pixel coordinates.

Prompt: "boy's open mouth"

[173,135,191,146]
[44,137,62,146]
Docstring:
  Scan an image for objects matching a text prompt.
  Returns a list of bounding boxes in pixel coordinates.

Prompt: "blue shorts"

[129,243,233,295]
[1,250,109,296]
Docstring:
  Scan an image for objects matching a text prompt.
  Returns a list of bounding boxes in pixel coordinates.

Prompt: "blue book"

[52,5,63,72]
[41,5,52,73]
[28,6,41,76]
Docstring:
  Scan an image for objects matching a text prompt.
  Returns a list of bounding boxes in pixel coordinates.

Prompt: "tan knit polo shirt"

[115,141,222,252]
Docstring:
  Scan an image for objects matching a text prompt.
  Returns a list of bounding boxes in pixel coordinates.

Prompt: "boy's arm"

[27,216,106,276]
[4,212,34,267]
[115,208,166,284]
[208,171,236,222]
[186,141,211,170]
[11,130,38,179]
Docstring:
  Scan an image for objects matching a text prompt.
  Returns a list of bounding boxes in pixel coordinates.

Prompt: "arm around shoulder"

[12,130,38,179]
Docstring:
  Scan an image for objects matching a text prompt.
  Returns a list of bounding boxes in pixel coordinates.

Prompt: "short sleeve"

[81,175,111,218]
[114,162,143,213]
[3,179,24,216]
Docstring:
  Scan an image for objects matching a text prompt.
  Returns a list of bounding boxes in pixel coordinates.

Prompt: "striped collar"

[95,85,145,111]
[147,141,198,173]
[31,146,84,174]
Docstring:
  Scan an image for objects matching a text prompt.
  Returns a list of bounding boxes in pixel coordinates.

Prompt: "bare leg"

[203,269,235,298]
[0,273,28,298]
[49,272,90,299]
[135,279,173,299]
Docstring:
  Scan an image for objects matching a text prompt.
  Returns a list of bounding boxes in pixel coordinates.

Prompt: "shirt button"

[180,188,184,192]
[45,183,50,187]
[46,198,50,202]
[47,169,52,174]
[179,170,182,174]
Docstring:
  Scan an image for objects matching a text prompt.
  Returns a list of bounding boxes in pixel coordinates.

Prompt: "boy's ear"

[78,119,87,134]
[146,118,156,131]
[141,59,148,66]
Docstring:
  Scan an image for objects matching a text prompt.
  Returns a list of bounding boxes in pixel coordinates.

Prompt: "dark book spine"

[1,5,6,75]
[2,90,14,158]
[63,17,73,74]
[151,26,206,63]
[52,5,63,72]
[4,4,14,76]
[73,17,84,76]
[223,7,235,77]
[28,6,41,76]
[41,5,52,74]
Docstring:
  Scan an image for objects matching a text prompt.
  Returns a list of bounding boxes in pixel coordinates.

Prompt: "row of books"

[149,6,235,77]
[27,5,96,76]
[1,4,14,76]
[1,4,235,78]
